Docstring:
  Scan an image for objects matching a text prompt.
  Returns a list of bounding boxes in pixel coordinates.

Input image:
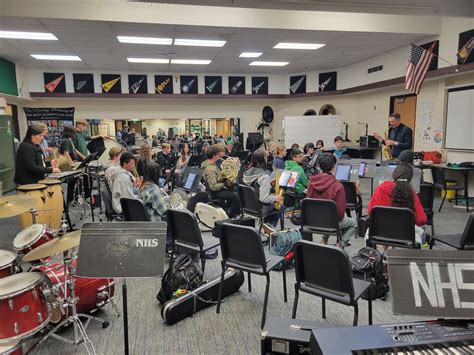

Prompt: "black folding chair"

[430,214,473,250]
[418,183,435,235]
[120,198,150,221]
[167,208,220,273]
[342,181,362,219]
[431,166,465,212]
[216,223,287,328]
[102,181,121,221]
[301,198,341,245]
[292,240,372,326]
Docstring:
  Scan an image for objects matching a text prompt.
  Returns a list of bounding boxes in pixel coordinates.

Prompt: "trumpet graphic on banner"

[289,76,305,94]
[130,77,145,94]
[253,81,265,94]
[44,75,64,93]
[155,78,170,94]
[102,77,120,93]
[319,77,332,92]
[230,79,243,94]
[181,77,196,94]
[206,78,221,93]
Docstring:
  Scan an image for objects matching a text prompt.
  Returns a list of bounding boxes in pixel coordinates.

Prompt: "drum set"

[0,194,117,354]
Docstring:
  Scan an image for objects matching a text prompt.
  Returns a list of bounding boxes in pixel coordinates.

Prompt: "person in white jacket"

[112,152,140,214]
[242,149,283,226]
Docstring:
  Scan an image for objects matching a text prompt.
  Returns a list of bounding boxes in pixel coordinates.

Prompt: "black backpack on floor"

[350,247,389,301]
[156,255,203,304]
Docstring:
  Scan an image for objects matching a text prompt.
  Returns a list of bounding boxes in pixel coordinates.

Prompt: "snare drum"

[0,341,23,355]
[13,224,54,256]
[16,184,48,228]
[0,273,50,342]
[0,250,17,279]
[34,260,115,323]
[37,179,64,230]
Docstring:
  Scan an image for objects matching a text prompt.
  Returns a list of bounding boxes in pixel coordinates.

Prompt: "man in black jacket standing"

[14,124,61,185]
[374,112,413,158]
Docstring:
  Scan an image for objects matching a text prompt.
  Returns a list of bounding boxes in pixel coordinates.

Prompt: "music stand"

[76,222,167,355]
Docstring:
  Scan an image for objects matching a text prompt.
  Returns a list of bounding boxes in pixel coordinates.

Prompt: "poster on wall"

[457,29,474,64]
[24,107,75,144]
[154,75,173,94]
[252,76,268,95]
[73,73,94,93]
[101,74,121,94]
[228,76,245,94]
[205,76,222,95]
[128,74,148,94]
[421,40,439,70]
[44,73,66,93]
[318,71,337,92]
[289,75,306,94]
[180,75,198,94]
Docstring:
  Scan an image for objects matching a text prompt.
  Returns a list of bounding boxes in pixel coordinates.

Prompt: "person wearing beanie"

[306,153,358,247]
[398,150,414,165]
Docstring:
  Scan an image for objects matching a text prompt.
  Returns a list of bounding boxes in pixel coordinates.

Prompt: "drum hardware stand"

[37,251,109,355]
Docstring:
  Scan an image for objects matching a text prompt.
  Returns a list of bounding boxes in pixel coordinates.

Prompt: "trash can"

[442,181,457,199]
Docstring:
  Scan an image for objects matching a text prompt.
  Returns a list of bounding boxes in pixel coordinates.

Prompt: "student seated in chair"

[272,145,287,170]
[202,144,241,217]
[111,152,140,214]
[284,148,308,194]
[368,163,427,250]
[103,147,123,188]
[307,153,358,247]
[139,163,168,222]
[243,149,283,226]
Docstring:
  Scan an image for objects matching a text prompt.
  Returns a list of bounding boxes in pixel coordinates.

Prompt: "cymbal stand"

[37,252,109,354]
[28,208,38,224]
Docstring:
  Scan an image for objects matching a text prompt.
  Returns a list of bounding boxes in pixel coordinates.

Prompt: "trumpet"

[382,129,393,161]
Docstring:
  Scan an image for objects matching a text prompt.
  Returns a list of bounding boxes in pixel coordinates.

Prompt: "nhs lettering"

[136,239,159,247]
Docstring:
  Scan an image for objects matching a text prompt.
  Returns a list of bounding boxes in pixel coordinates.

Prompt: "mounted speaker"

[303,109,317,116]
[262,106,274,123]
[319,104,336,115]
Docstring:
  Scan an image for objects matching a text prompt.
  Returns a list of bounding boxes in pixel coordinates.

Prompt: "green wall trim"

[0,57,18,96]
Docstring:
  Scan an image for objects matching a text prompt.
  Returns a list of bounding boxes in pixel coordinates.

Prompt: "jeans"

[212,189,241,218]
[322,216,358,246]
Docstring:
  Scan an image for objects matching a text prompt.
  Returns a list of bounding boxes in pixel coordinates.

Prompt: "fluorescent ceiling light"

[0,31,58,40]
[174,39,226,47]
[239,52,263,58]
[127,58,170,64]
[274,42,325,50]
[117,36,172,45]
[171,59,211,65]
[31,54,81,61]
[249,61,289,67]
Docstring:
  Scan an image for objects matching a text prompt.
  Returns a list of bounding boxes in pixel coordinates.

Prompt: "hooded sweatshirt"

[111,167,137,213]
[201,159,225,192]
[307,172,346,219]
[242,167,277,205]
[368,180,427,226]
[284,160,308,193]
[103,160,120,188]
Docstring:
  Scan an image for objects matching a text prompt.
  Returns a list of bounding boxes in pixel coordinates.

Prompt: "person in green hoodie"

[284,148,308,194]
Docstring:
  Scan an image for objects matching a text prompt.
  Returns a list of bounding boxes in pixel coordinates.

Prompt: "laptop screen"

[335,164,351,181]
[184,172,196,190]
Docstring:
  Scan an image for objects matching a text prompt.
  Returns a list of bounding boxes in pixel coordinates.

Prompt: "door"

[390,94,417,145]
[216,119,230,138]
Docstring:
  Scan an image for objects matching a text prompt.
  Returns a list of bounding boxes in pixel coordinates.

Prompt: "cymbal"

[0,195,37,218]
[22,230,81,262]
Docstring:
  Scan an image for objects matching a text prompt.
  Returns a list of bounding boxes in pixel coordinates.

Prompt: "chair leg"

[438,191,447,212]
[279,211,284,231]
[261,274,270,329]
[455,190,458,206]
[282,263,287,303]
[248,272,252,292]
[216,263,226,314]
[353,302,359,326]
[322,298,326,319]
[431,219,435,237]
[200,252,206,274]
[291,285,299,319]
[429,237,435,249]
[368,287,373,325]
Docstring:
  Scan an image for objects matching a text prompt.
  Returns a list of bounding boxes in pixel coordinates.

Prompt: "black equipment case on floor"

[261,318,337,355]
[161,268,244,325]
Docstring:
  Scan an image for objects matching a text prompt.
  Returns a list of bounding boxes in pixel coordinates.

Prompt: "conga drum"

[16,184,48,229]
[38,179,64,230]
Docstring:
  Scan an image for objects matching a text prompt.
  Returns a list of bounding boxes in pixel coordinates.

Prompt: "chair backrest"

[460,214,474,249]
[301,198,339,231]
[418,183,435,212]
[341,181,358,206]
[430,166,446,187]
[238,184,263,216]
[167,208,203,248]
[220,223,267,271]
[368,206,416,247]
[120,198,150,221]
[101,182,115,220]
[294,240,355,303]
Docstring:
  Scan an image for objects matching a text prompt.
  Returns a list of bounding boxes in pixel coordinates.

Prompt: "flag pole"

[410,42,459,68]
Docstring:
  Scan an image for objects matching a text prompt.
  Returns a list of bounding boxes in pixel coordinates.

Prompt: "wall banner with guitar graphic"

[180,75,198,94]
[128,74,147,94]
[252,76,268,95]
[73,73,94,93]
[101,74,121,94]
[205,76,222,95]
[44,73,66,93]
[154,75,173,94]
[318,71,337,92]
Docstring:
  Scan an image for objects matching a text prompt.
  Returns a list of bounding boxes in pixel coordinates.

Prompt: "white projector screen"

[283,115,342,148]
[445,86,474,151]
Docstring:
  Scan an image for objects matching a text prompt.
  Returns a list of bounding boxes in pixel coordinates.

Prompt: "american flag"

[405,42,436,95]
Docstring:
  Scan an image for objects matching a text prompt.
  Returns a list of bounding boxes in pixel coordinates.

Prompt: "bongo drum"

[37,179,64,230]
[0,250,17,279]
[16,184,48,229]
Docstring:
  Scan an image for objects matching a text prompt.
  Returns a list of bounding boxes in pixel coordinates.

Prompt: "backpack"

[195,202,229,231]
[269,229,302,271]
[156,255,203,304]
[350,247,389,300]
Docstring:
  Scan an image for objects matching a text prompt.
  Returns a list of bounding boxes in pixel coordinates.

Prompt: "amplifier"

[359,135,379,148]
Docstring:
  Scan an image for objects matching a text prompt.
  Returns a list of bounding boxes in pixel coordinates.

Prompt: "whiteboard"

[445,86,474,151]
[283,115,342,147]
